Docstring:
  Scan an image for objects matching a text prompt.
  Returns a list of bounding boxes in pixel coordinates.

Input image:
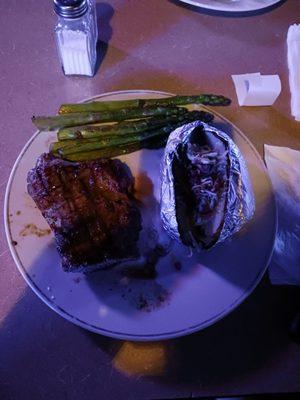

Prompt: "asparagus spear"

[51,137,108,153]
[57,110,214,140]
[32,106,185,131]
[52,127,173,156]
[57,114,186,141]
[61,136,174,161]
[59,94,231,114]
[54,130,172,161]
[52,110,212,156]
[62,142,144,161]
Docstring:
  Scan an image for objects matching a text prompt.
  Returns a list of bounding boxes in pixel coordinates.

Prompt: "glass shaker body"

[54,2,98,77]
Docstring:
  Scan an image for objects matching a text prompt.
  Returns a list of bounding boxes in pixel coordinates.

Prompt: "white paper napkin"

[232,73,281,106]
[287,24,300,121]
[264,145,300,285]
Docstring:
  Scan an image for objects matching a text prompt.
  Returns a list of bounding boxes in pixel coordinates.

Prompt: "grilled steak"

[27,153,142,272]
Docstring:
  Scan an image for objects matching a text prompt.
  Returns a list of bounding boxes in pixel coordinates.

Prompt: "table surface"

[1,0,300,399]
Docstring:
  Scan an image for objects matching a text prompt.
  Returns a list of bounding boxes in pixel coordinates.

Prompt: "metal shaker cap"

[53,0,88,19]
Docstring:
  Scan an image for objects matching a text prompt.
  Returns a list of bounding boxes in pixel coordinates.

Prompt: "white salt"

[57,30,93,76]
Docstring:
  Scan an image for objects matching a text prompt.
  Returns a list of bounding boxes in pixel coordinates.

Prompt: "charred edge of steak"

[27,153,142,272]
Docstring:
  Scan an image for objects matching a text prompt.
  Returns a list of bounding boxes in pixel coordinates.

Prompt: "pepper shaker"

[53,0,98,77]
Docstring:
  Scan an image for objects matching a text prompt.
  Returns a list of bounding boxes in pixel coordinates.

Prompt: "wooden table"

[0,0,299,398]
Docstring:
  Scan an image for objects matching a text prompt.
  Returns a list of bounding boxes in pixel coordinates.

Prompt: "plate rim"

[4,89,277,341]
[176,0,282,13]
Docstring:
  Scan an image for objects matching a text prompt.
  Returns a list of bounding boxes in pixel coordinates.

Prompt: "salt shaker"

[53,0,98,77]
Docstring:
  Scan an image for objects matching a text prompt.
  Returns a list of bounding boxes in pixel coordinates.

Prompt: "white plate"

[4,90,276,341]
[177,0,282,13]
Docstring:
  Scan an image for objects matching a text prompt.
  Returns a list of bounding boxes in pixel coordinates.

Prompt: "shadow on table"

[169,0,287,18]
[88,275,300,382]
[94,2,114,74]
[0,256,299,398]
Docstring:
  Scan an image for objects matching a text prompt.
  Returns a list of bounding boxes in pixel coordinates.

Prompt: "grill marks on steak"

[27,153,142,272]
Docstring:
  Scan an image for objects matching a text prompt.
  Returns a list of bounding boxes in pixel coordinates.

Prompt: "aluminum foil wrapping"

[160,121,255,248]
